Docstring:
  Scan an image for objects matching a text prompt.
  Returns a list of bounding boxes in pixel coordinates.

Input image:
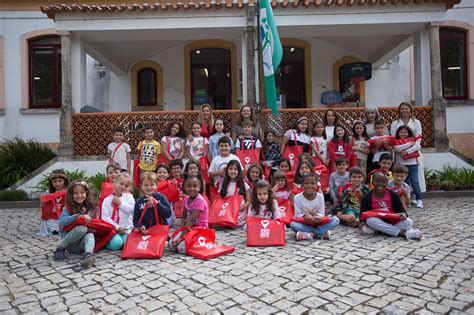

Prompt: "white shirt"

[325,126,335,142]
[284,129,311,145]
[101,193,135,230]
[161,136,184,159]
[107,142,131,170]
[208,154,242,186]
[293,192,325,218]
[247,200,282,220]
[310,136,328,163]
[186,136,209,160]
[390,118,422,137]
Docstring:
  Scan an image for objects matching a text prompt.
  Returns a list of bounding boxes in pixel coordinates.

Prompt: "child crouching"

[335,167,369,227]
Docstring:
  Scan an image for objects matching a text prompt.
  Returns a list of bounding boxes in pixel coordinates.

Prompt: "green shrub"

[0,189,30,201]
[0,138,56,189]
[34,169,89,193]
[425,166,474,190]
[88,173,107,193]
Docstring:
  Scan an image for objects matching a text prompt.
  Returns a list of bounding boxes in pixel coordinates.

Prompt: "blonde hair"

[114,173,132,184]
[140,171,157,184]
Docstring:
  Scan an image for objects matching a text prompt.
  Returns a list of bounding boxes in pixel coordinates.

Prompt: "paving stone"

[427,302,451,313]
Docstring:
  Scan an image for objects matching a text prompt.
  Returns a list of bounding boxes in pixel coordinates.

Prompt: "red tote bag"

[283,131,304,171]
[236,139,261,172]
[184,228,235,260]
[246,217,285,247]
[276,198,295,225]
[314,165,329,192]
[200,156,211,184]
[41,191,66,220]
[98,182,114,216]
[156,180,180,203]
[360,210,402,224]
[156,136,171,166]
[208,189,243,227]
[291,216,331,227]
[390,135,423,160]
[63,216,116,252]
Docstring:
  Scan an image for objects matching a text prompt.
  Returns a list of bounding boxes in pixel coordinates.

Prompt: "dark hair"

[113,126,125,134]
[312,120,327,139]
[246,164,263,184]
[143,125,154,132]
[349,166,365,177]
[242,119,254,128]
[293,117,309,135]
[164,121,186,139]
[263,128,276,153]
[332,124,350,144]
[379,153,393,162]
[220,160,246,197]
[48,169,69,193]
[395,125,415,139]
[398,102,413,119]
[324,109,339,126]
[237,104,257,125]
[392,164,409,175]
[250,181,276,216]
[278,158,291,170]
[271,171,290,191]
[66,180,93,215]
[183,160,204,193]
[212,118,229,135]
[169,159,184,169]
[301,172,319,185]
[374,119,386,127]
[106,162,121,173]
[335,157,348,166]
[182,175,204,195]
[156,163,171,175]
[352,121,368,141]
[294,161,314,185]
[298,153,315,168]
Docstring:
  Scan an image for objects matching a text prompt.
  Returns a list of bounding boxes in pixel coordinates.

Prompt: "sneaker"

[80,253,95,268]
[322,231,331,240]
[296,231,314,241]
[52,230,59,235]
[411,199,417,205]
[416,200,424,208]
[53,248,66,261]
[359,224,375,236]
[405,229,422,240]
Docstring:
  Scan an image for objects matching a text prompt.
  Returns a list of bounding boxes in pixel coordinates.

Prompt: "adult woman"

[232,104,262,140]
[364,107,388,137]
[323,109,338,142]
[197,103,214,139]
[390,102,426,208]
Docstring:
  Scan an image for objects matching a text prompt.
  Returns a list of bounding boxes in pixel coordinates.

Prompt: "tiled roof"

[41,0,461,18]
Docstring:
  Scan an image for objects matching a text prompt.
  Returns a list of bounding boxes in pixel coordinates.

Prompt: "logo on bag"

[197,236,215,250]
[260,220,270,238]
[245,157,251,164]
[54,196,63,212]
[288,154,295,160]
[279,206,287,217]
[219,202,229,217]
[137,235,151,250]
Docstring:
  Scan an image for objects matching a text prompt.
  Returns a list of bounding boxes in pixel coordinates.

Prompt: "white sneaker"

[322,231,331,240]
[405,229,422,240]
[416,200,424,208]
[359,224,375,236]
[296,231,314,241]
[411,199,417,205]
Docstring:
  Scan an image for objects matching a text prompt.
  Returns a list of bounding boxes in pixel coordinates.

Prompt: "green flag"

[259,0,282,114]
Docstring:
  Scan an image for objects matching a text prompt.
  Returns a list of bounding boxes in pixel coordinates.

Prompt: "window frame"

[136,67,158,107]
[275,46,307,108]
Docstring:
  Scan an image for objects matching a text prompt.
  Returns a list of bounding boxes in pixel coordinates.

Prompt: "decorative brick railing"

[72,106,433,156]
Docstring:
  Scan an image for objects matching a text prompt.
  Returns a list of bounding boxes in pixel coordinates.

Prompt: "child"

[298,153,316,168]
[107,126,131,173]
[393,125,423,208]
[370,120,392,165]
[359,172,422,240]
[186,121,209,161]
[262,129,282,177]
[310,120,328,166]
[271,171,294,201]
[183,160,206,192]
[247,180,281,220]
[39,169,69,236]
[53,180,96,268]
[352,120,369,174]
[293,161,314,190]
[134,172,173,234]
[156,164,171,182]
[246,164,264,189]
[329,157,350,208]
[169,159,184,186]
[368,153,394,188]
[327,125,353,173]
[137,125,161,173]
[290,173,340,240]
[101,173,135,250]
[335,167,370,227]
[208,136,242,187]
[235,119,262,150]
[281,116,311,154]
[162,121,186,161]
[388,164,411,209]
[208,119,234,161]
[278,158,291,174]
[106,162,121,183]
[218,160,251,227]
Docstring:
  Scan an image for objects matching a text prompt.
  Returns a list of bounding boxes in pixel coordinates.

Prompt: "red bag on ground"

[291,216,331,227]
[236,139,261,172]
[63,216,116,252]
[360,210,402,224]
[276,198,295,225]
[41,191,66,220]
[98,182,114,216]
[200,156,211,184]
[184,227,235,260]
[122,203,170,259]
[246,217,285,247]
[208,189,243,227]
[173,200,183,218]
[156,180,180,203]
[314,165,329,192]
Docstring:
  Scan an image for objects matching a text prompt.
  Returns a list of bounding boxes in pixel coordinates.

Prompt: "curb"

[423,190,474,198]
[0,201,39,209]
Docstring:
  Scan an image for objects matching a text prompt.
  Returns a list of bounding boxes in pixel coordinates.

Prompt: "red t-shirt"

[371,190,393,213]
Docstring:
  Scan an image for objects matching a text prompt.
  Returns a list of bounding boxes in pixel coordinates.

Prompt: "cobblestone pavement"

[0,197,473,314]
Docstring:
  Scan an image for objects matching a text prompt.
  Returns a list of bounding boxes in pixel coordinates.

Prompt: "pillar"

[245,26,257,106]
[58,31,74,156]
[413,28,431,105]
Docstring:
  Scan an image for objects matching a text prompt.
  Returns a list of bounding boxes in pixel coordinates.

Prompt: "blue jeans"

[290,217,340,239]
[405,164,422,200]
[107,233,128,251]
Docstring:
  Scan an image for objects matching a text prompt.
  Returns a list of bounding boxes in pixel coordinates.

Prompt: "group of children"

[43,108,424,267]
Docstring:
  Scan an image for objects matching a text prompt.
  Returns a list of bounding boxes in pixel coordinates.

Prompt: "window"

[137,67,157,106]
[191,48,231,110]
[440,27,468,100]
[275,47,306,108]
[28,36,61,108]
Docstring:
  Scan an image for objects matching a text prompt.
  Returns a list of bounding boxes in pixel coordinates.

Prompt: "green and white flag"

[259,0,282,115]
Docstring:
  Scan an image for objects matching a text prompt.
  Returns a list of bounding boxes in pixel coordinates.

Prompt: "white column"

[413,28,432,105]
[71,36,87,112]
[58,31,73,156]
[241,33,248,105]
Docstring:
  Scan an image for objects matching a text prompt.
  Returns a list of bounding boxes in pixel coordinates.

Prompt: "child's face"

[379,159,392,171]
[375,125,385,136]
[171,165,182,178]
[219,143,230,156]
[73,185,87,204]
[171,124,180,136]
[266,132,275,142]
[114,177,130,195]
[398,129,409,139]
[299,164,311,176]
[297,120,308,133]
[274,177,286,188]
[256,187,269,204]
[215,120,224,132]
[144,129,155,140]
[335,126,345,139]
[373,174,388,193]
[279,162,290,173]
[302,176,317,194]
[243,125,252,136]
[227,165,239,180]
[141,179,157,195]
[192,124,201,137]
[51,178,66,191]
[249,168,260,181]
[354,124,364,136]
[350,173,364,187]
[107,167,121,181]
[336,162,348,174]
[187,164,199,176]
[314,124,324,136]
[184,178,200,197]
[156,168,169,181]
[113,132,124,143]
[393,172,406,185]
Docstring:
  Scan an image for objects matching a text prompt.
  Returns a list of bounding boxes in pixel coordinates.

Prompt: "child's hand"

[399,213,407,221]
[145,195,156,206]
[401,150,408,156]
[272,184,280,192]
[117,227,127,234]
[83,215,92,224]
[139,226,148,235]
[112,196,121,206]
[219,169,226,176]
